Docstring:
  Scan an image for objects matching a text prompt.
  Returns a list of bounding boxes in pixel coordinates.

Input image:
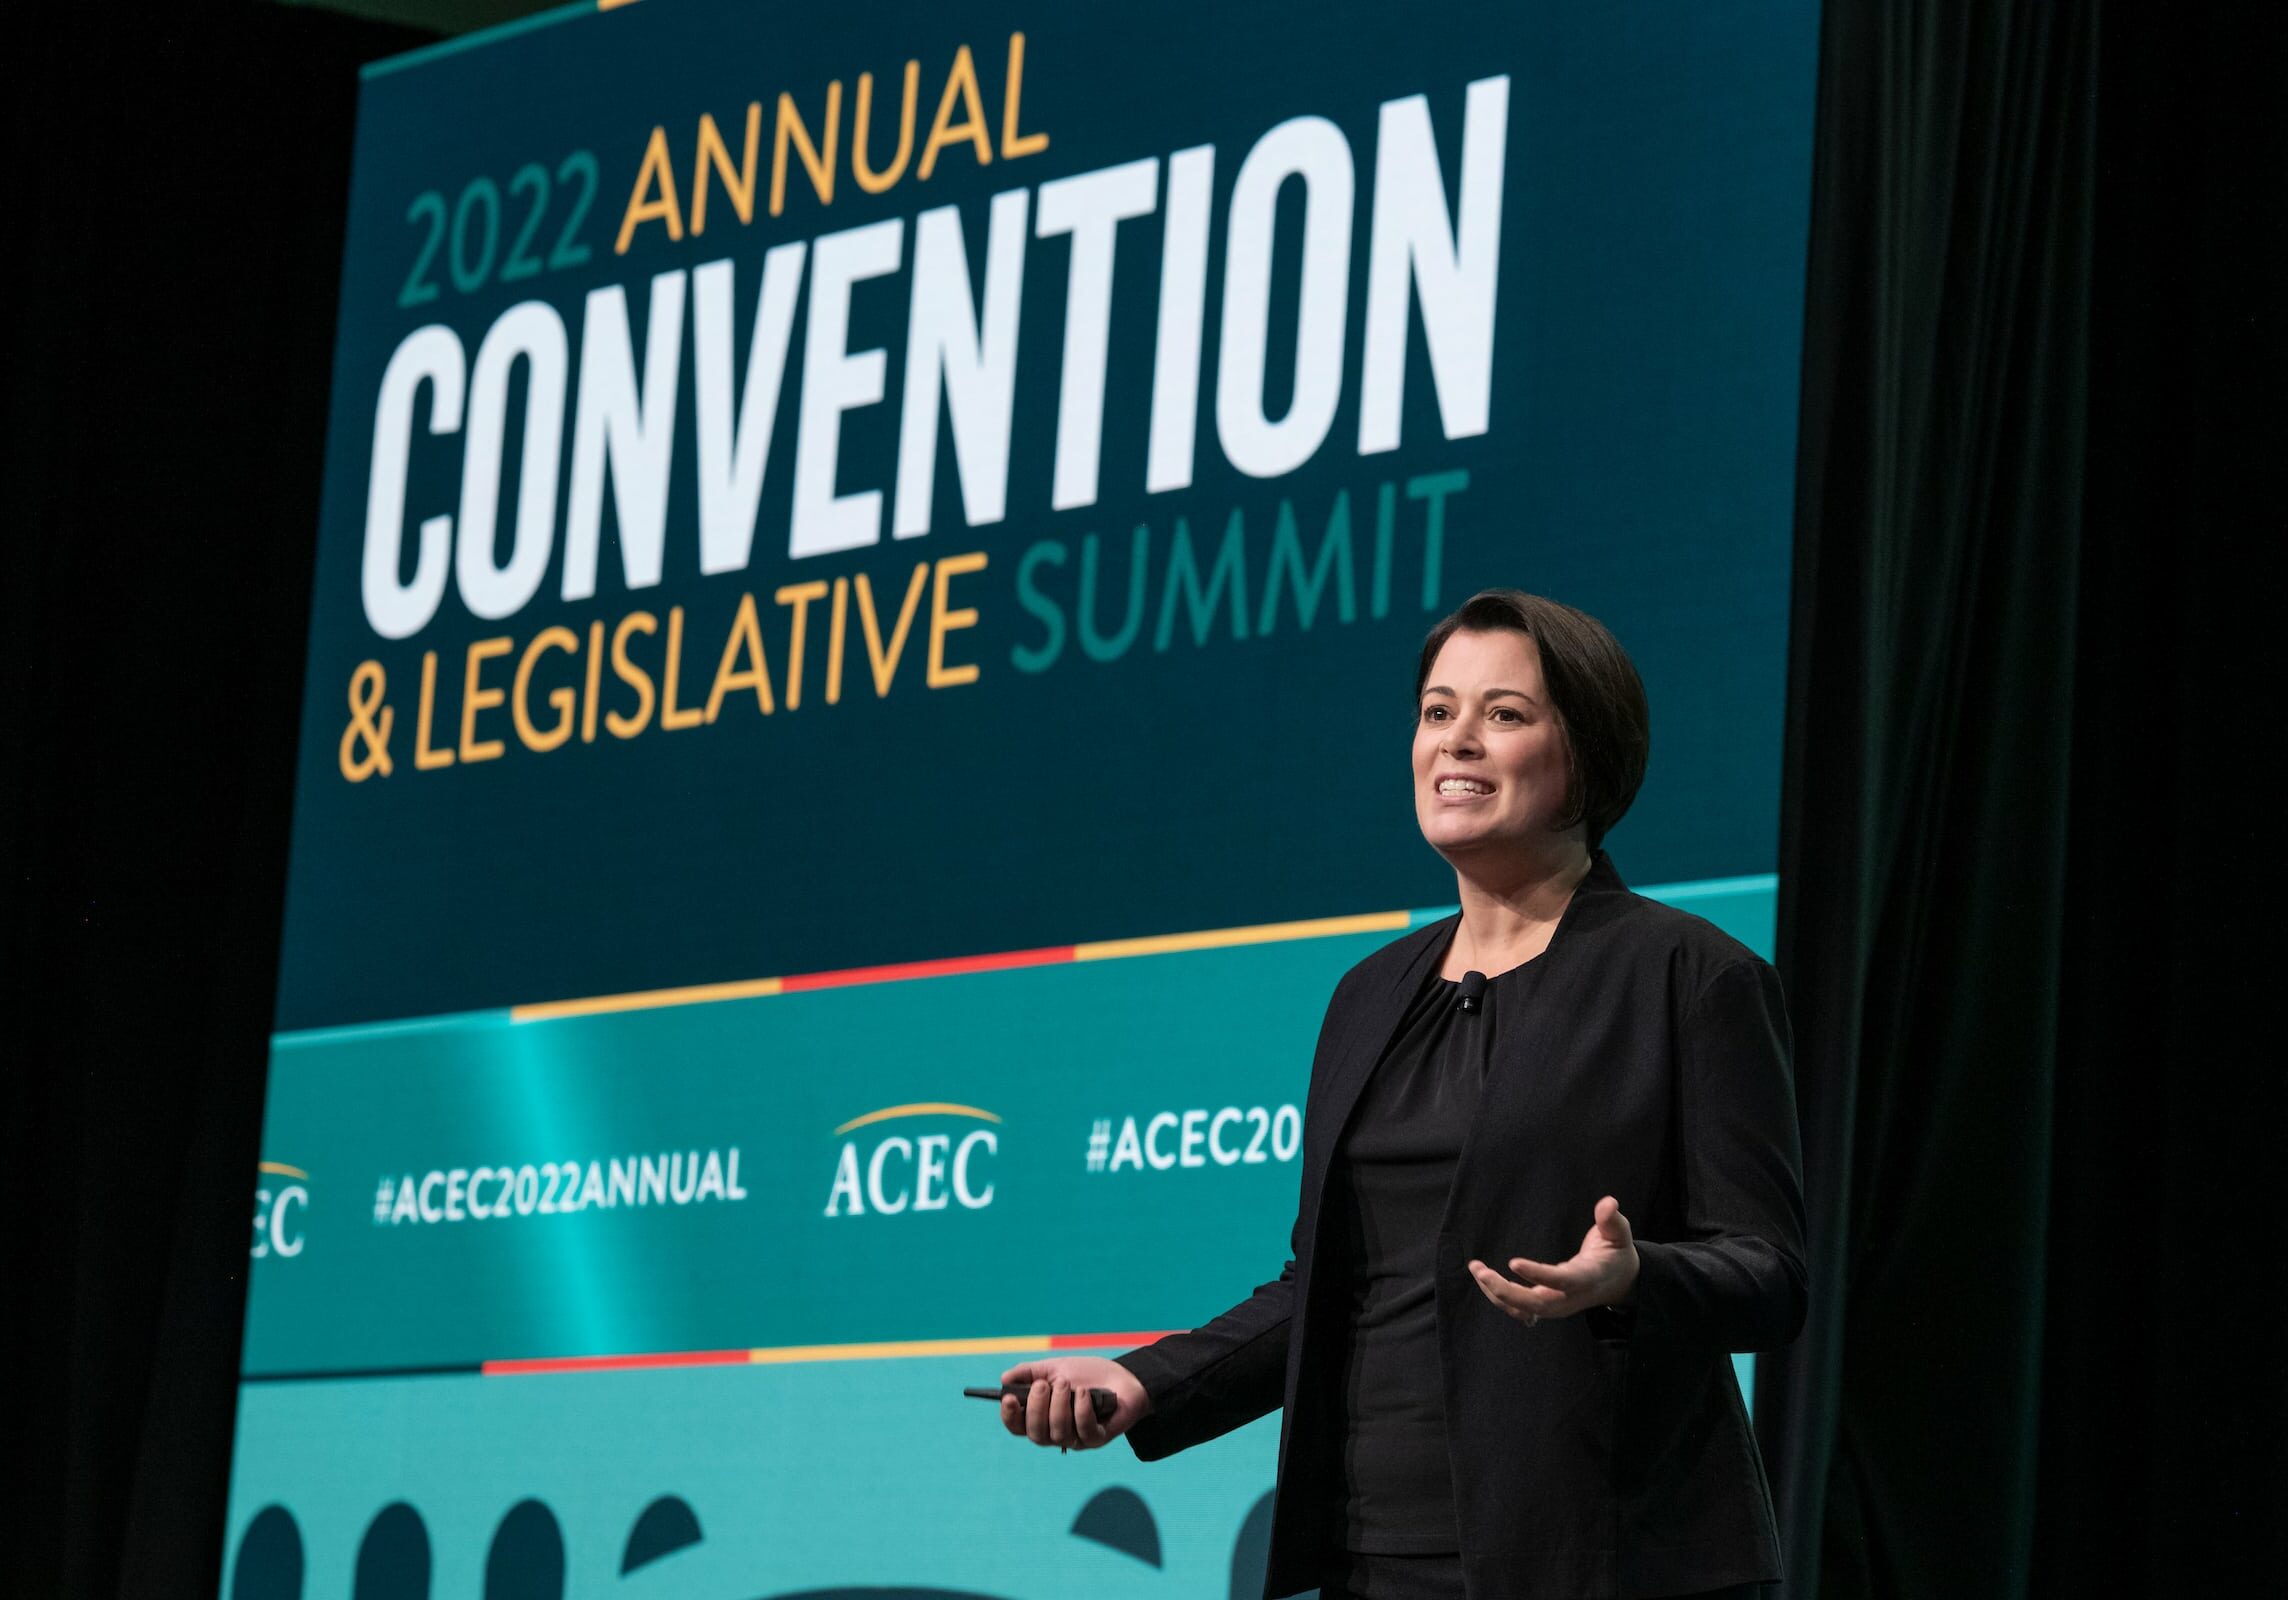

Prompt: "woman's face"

[1411,629,1578,863]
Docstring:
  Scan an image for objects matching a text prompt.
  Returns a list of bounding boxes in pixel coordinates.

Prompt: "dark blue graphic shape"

[622,1493,704,1574]
[352,1503,430,1600]
[229,1505,304,1600]
[1230,1490,1314,1600]
[1070,1486,1162,1568]
[483,1498,564,1600]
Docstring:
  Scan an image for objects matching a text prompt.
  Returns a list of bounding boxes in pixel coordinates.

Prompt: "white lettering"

[866,1134,914,1213]
[562,270,687,601]
[693,244,805,576]
[790,218,905,558]
[1036,158,1160,511]
[825,1142,864,1216]
[953,1128,997,1208]
[1217,117,1354,478]
[894,190,1028,537]
[1208,1107,1243,1166]
[1358,78,1508,454]
[362,324,464,639]
[1144,1110,1178,1171]
[456,300,568,620]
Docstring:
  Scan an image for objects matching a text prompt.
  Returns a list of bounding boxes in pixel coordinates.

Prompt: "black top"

[1318,953,1547,1553]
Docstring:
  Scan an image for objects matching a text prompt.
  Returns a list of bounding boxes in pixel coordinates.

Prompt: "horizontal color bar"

[305,877,1776,1040]
[243,1362,479,1384]
[1074,910,1410,962]
[483,1348,750,1376]
[508,911,1416,1023]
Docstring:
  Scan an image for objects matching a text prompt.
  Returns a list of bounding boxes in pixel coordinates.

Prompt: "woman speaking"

[994,591,1807,1600]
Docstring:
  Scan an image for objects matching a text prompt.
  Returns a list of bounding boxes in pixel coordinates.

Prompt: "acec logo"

[252,1161,310,1259]
[823,1103,998,1217]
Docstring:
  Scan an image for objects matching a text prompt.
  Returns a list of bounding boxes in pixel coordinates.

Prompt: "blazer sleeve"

[1109,962,1370,1460]
[1626,956,1810,1353]
[1111,1231,1297,1461]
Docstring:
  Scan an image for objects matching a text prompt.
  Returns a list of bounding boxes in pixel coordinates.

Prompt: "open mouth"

[1435,777,1495,798]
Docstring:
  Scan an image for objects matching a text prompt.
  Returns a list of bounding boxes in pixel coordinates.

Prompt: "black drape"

[1,7,424,1597]
[1762,3,2280,1596]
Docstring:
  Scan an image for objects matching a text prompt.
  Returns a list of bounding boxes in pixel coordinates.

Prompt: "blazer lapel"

[1303,914,1454,1197]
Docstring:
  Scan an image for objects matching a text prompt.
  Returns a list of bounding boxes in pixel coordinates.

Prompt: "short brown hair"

[1414,590,1650,849]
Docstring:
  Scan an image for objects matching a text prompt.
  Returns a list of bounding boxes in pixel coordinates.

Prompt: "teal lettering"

[1011,538,1068,673]
[1257,491,1356,637]
[1154,510,1251,652]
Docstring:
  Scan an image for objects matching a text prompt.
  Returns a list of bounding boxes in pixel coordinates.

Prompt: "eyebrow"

[1421,685,1540,704]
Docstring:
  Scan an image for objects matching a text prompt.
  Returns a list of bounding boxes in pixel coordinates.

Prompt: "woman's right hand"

[996,1355,1151,1450]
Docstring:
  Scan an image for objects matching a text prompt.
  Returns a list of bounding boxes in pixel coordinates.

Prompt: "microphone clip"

[1457,971,1488,1014]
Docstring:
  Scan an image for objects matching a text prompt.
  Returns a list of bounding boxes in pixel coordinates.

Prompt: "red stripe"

[482,1348,749,1376]
[1048,1331,1180,1349]
[780,945,1076,992]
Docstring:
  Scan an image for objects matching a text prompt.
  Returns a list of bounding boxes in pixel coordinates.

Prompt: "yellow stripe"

[513,975,784,1023]
[833,1103,1003,1136]
[257,1161,309,1180]
[748,1335,1049,1365]
[597,0,644,11]
[1075,909,1408,962]
[513,909,1406,1021]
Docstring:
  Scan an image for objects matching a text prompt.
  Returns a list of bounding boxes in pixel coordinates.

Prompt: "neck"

[1444,843,1594,975]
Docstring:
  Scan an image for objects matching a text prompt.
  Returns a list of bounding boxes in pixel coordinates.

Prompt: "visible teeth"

[1439,779,1493,795]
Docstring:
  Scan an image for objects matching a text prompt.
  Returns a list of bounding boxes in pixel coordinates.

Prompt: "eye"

[1492,707,1524,724]
[1420,704,1449,722]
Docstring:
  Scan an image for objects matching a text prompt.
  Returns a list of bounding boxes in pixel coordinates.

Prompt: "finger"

[1508,1255,1598,1290]
[1000,1392,1026,1437]
[1025,1377,1053,1446]
[1469,1259,1567,1318]
[1073,1383,1105,1448]
[1594,1197,1632,1243]
[1000,1361,1038,1387]
[1047,1377,1076,1446]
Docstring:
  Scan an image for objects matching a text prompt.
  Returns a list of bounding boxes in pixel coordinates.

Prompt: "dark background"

[3,2,2277,1596]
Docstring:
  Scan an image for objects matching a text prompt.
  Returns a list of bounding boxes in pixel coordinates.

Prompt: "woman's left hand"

[1467,1195,1639,1326]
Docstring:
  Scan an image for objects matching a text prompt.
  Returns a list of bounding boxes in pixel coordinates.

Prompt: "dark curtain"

[1762,3,2280,1596]
[0,7,424,1597]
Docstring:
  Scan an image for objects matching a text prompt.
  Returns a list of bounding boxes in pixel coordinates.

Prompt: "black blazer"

[1115,852,1808,1600]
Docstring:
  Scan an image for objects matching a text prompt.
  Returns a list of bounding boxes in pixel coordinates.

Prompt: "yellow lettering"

[581,618,604,744]
[459,636,512,763]
[1000,34,1048,160]
[704,592,777,722]
[661,605,705,729]
[854,563,930,696]
[919,45,992,180]
[607,611,658,739]
[513,626,580,753]
[826,575,850,705]
[928,552,987,688]
[616,126,686,254]
[772,83,843,216]
[775,581,829,710]
[415,650,455,770]
[692,105,762,236]
[853,62,920,194]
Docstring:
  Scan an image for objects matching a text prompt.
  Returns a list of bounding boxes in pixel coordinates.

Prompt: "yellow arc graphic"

[832,1102,1003,1135]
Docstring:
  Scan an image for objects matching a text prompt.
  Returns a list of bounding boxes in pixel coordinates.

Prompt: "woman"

[996,591,1807,1600]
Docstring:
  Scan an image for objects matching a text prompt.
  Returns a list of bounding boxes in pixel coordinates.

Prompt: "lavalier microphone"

[1457,971,1488,1014]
